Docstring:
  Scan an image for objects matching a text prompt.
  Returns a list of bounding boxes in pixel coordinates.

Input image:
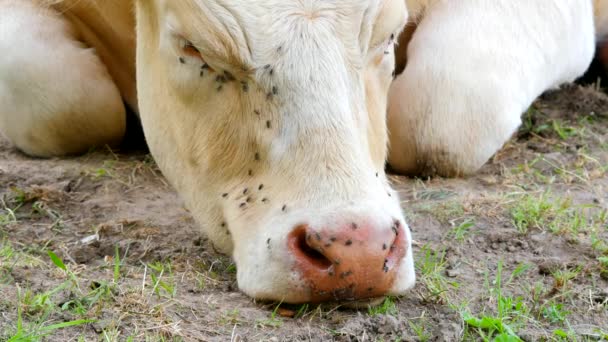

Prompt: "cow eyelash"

[184,41,198,52]
[180,39,204,59]
[370,32,397,56]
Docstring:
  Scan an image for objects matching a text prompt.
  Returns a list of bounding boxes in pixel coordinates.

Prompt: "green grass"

[510,192,606,236]
[368,297,398,316]
[1,187,66,231]
[0,200,18,227]
[447,219,475,242]
[7,296,92,342]
[255,302,283,328]
[510,193,556,234]
[91,160,117,180]
[540,303,570,324]
[416,246,458,304]
[31,201,63,231]
[218,308,242,325]
[408,319,432,342]
[294,304,309,319]
[550,266,582,294]
[2,251,96,341]
[147,261,177,299]
[461,261,532,341]
[520,107,586,141]
[1,241,44,284]
[599,256,608,279]
[551,120,579,140]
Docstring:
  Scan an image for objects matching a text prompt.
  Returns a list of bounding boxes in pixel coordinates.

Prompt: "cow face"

[135,0,414,303]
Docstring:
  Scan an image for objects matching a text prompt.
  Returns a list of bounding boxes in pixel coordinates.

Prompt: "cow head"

[135,0,414,303]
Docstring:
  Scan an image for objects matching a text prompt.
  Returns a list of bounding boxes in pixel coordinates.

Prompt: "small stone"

[80,234,99,245]
[446,269,460,278]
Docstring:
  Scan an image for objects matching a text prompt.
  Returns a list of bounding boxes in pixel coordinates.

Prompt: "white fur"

[0,0,126,157]
[387,0,598,176]
[136,0,412,302]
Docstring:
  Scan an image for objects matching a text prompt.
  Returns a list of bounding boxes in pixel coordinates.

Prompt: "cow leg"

[387,1,596,177]
[0,0,126,157]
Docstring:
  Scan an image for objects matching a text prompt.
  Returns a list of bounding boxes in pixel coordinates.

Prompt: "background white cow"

[388,0,608,176]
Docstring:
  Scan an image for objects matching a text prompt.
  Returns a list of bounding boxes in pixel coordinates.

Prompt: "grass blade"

[47,250,66,271]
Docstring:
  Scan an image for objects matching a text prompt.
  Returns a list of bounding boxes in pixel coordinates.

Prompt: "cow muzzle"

[287,218,407,302]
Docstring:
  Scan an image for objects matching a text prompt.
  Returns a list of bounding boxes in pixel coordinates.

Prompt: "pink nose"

[288,219,407,302]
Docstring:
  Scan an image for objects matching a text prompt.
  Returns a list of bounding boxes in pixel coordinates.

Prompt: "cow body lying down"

[0,0,606,303]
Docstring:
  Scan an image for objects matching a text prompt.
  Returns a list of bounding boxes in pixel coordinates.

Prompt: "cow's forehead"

[160,0,405,70]
[162,0,387,38]
[195,0,383,17]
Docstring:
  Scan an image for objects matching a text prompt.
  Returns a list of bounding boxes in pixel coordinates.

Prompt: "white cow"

[389,0,608,176]
[0,0,605,303]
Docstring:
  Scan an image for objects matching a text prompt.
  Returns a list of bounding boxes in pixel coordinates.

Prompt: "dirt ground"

[1,83,608,341]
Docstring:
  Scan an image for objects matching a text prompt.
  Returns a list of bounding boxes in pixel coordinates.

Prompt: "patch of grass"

[0,241,44,284]
[590,210,608,254]
[256,302,283,328]
[294,304,309,319]
[447,219,475,242]
[415,188,458,201]
[100,327,121,342]
[225,263,237,274]
[1,187,68,232]
[91,160,117,180]
[540,302,570,324]
[417,200,465,224]
[113,245,122,284]
[3,251,96,342]
[520,106,585,141]
[510,193,555,234]
[147,261,177,298]
[408,319,432,342]
[85,154,166,188]
[549,266,582,296]
[551,119,580,140]
[599,256,608,279]
[218,308,242,325]
[461,261,532,341]
[0,197,19,227]
[416,246,458,304]
[6,289,92,342]
[510,192,606,236]
[31,201,64,231]
[368,296,398,316]
[520,106,550,137]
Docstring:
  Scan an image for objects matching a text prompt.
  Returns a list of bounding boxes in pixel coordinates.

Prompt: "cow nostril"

[289,226,333,270]
[383,224,405,273]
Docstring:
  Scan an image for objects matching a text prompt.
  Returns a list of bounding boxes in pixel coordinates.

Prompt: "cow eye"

[373,32,396,59]
[385,33,396,53]
[183,41,199,56]
[180,39,205,62]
